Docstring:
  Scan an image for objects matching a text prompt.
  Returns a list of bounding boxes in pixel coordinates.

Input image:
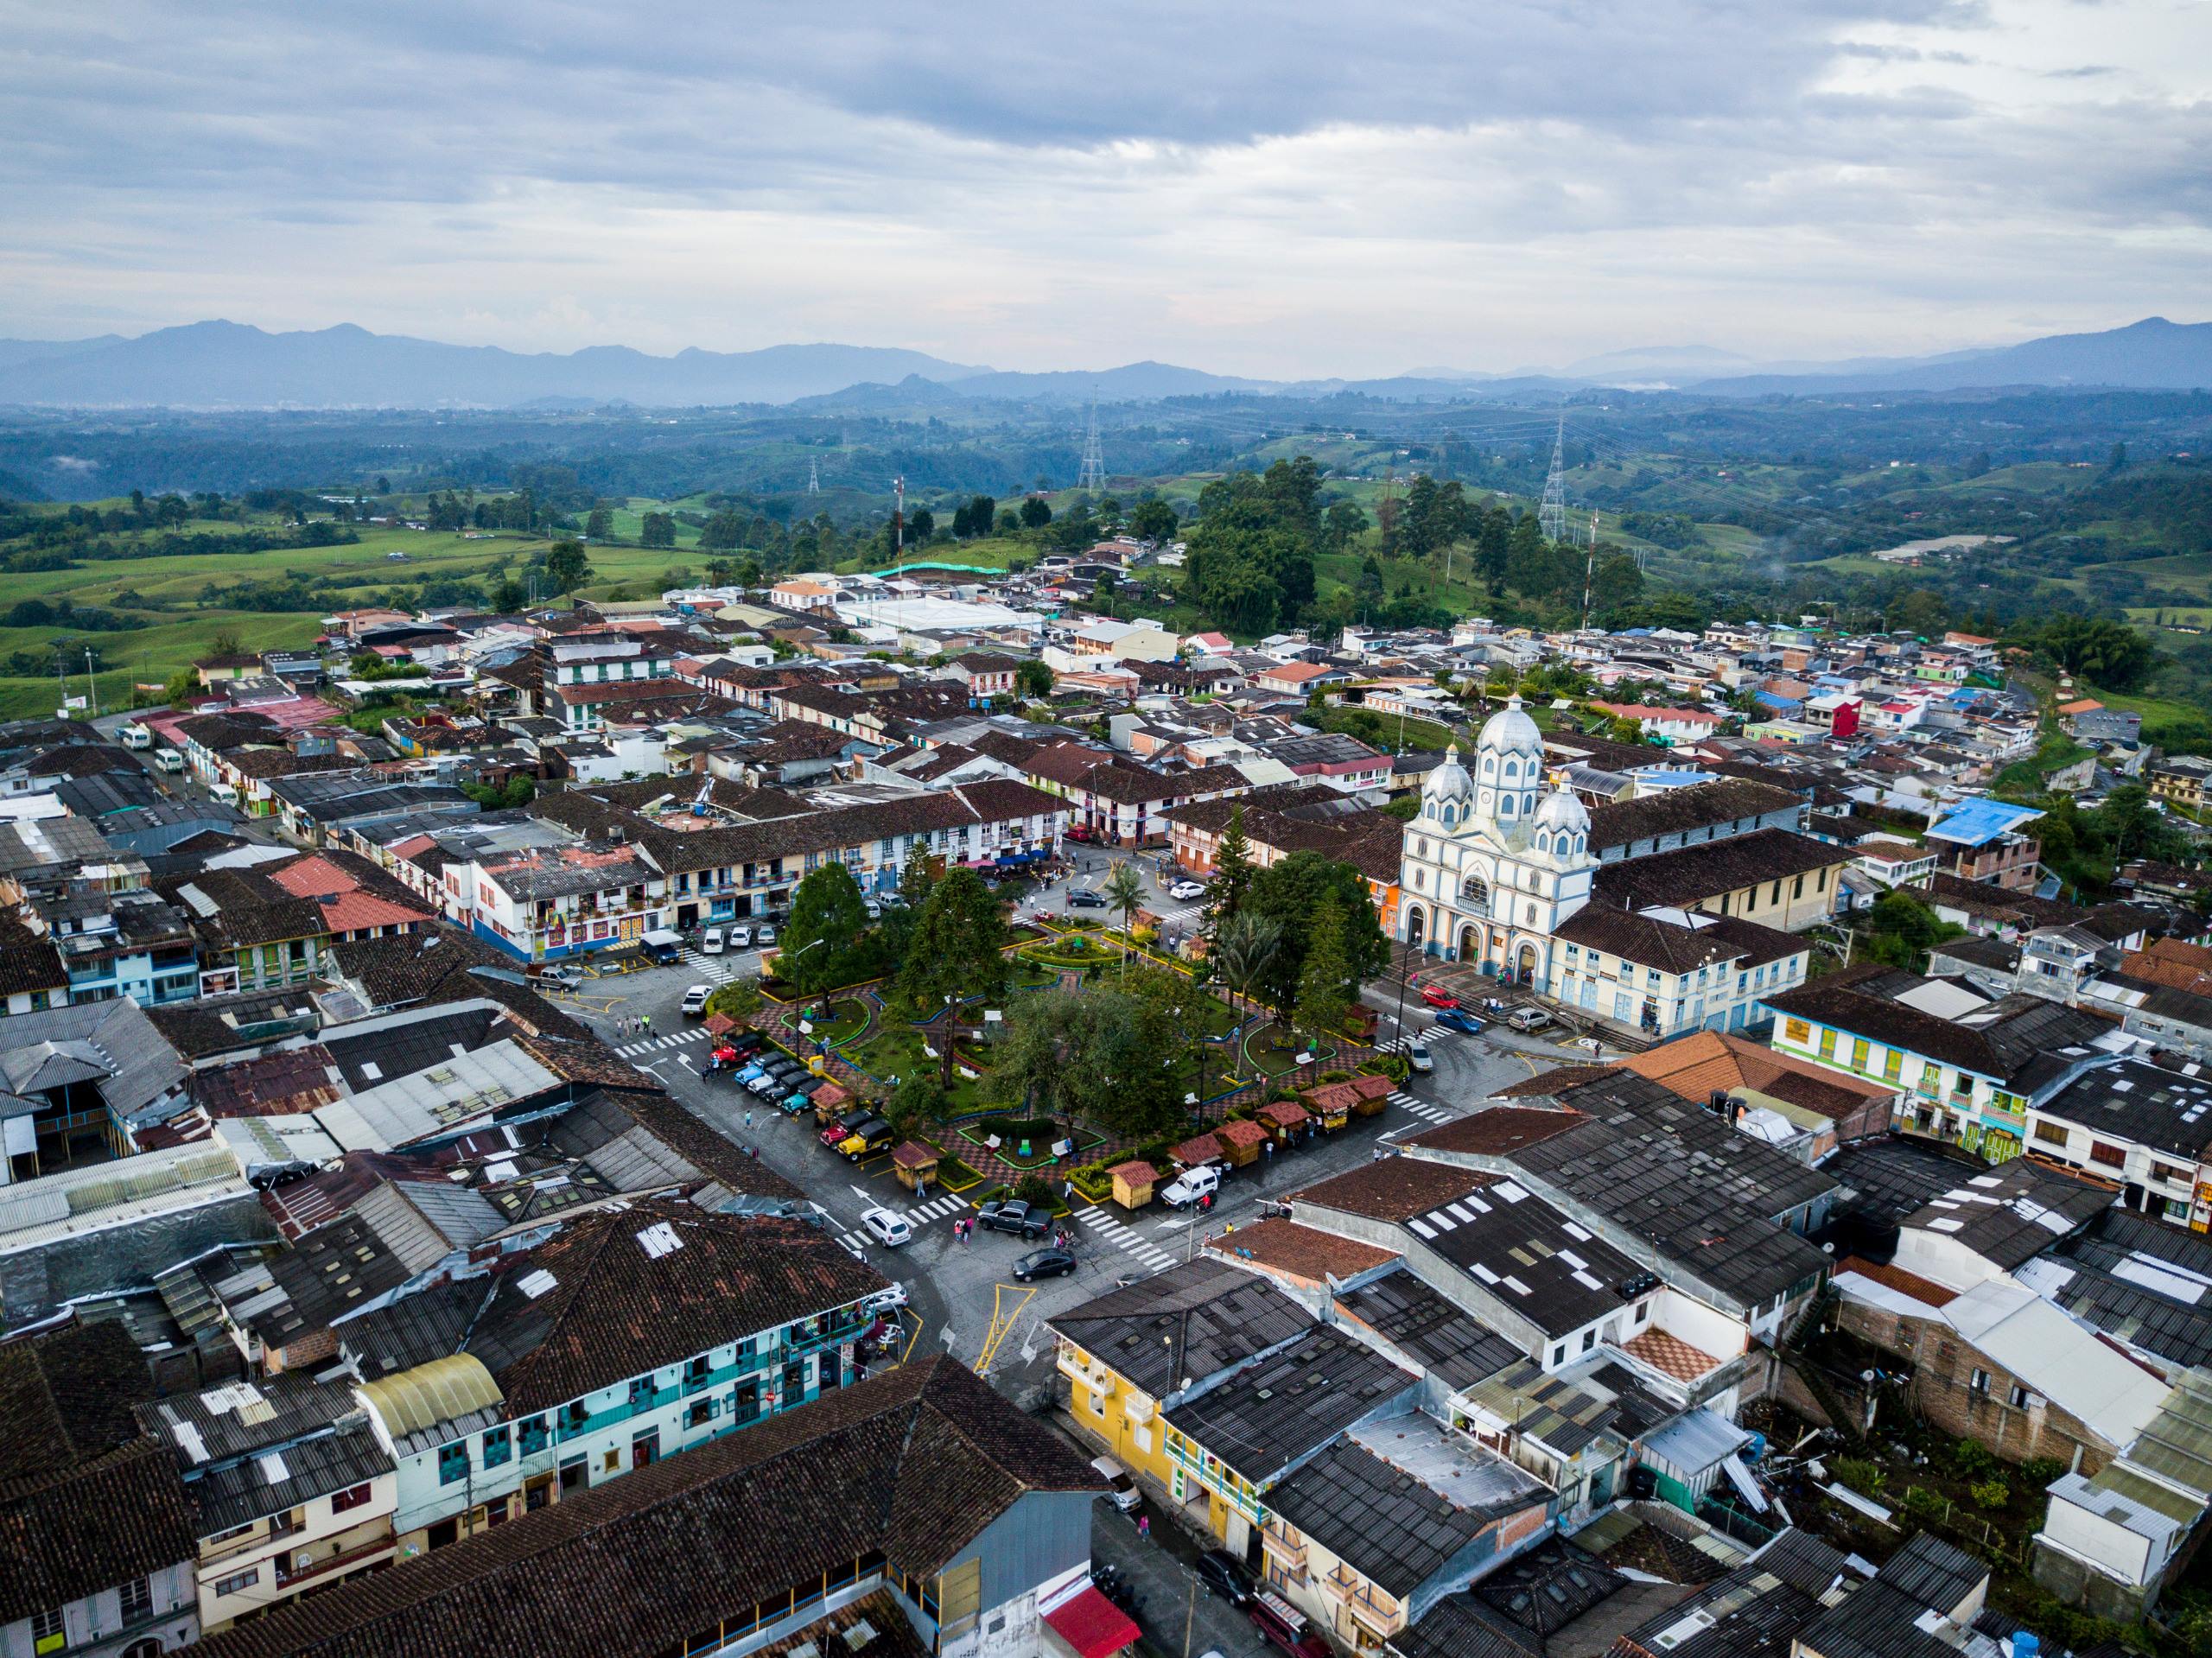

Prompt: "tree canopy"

[778,861,876,993]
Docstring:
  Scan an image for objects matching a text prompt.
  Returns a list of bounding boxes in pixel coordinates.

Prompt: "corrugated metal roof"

[358,1353,504,1451]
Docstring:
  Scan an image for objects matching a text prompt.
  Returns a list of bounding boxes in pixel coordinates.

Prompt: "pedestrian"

[1372,1145,1387,1162]
[744,1109,754,1128]
[1063,1178,1076,1204]
[1137,1514,1150,1540]
[1262,1140,1274,1166]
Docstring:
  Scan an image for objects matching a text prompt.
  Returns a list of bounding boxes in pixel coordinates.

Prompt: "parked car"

[1405,1040,1433,1075]
[1432,1009,1484,1037]
[681,984,711,1016]
[1064,823,1096,843]
[756,924,778,946]
[1248,1593,1328,1658]
[1167,880,1206,901]
[976,1198,1052,1238]
[861,1283,909,1315]
[1160,1165,1222,1210]
[1013,1247,1076,1281]
[818,1115,861,1148]
[863,897,883,918]
[1506,1007,1554,1032]
[725,1031,766,1057]
[1090,1456,1141,1514]
[540,963,586,990]
[728,924,753,949]
[1192,1551,1250,1606]
[861,1206,912,1248]
[702,927,726,956]
[747,1070,788,1096]
[838,1120,895,1160]
[1420,984,1459,1009]
[1066,889,1108,908]
[153,748,184,773]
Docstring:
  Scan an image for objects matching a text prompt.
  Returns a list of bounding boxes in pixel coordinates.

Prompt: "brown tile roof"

[1206,1217,1397,1282]
[1622,1031,1891,1121]
[1217,1118,1269,1149]
[1590,828,1848,911]
[1107,1159,1159,1185]
[1290,1155,1494,1223]
[465,1200,879,1412]
[1498,1065,1620,1098]
[1169,1132,1224,1167]
[1584,778,1805,852]
[0,1323,197,1623]
[1259,1100,1311,1127]
[194,1356,1102,1658]
[1834,1255,1956,1309]
[1403,1105,1586,1157]
[0,909,67,998]
[1302,1074,1392,1114]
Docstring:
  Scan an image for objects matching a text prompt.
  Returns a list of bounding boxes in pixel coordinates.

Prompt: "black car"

[1013,1247,1077,1281]
[1066,890,1108,908]
[1192,1551,1250,1606]
[976,1199,1052,1239]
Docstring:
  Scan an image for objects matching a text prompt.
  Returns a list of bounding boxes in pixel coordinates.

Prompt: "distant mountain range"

[0,315,2204,410]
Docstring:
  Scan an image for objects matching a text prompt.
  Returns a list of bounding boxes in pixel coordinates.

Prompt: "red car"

[1421,985,1459,1009]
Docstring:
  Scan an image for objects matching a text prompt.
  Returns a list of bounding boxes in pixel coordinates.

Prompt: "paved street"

[570,951,1537,1376]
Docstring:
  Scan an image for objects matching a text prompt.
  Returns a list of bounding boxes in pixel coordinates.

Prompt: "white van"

[153,749,184,774]
[121,722,153,751]
[209,782,240,806]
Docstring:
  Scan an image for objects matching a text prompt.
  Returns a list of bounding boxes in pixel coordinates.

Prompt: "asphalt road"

[572,944,1535,1375]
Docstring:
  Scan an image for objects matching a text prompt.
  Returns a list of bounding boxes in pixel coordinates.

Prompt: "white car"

[863,897,883,918]
[728,924,753,949]
[1405,1040,1433,1075]
[1160,1165,1223,1209]
[1168,880,1206,901]
[681,985,711,1016]
[702,927,726,955]
[861,1283,909,1314]
[756,924,778,946]
[861,1207,912,1248]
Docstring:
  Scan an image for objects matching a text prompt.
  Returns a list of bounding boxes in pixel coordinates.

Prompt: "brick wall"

[1907,1325,2107,1473]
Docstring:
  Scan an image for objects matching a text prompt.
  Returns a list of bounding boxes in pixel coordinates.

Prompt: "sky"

[1,0,2208,378]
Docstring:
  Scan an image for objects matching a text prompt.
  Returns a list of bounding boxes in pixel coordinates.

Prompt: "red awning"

[1042,1587,1141,1658]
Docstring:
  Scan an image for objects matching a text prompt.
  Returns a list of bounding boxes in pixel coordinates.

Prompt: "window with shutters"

[938,1558,982,1640]
[2033,1121,2069,1147]
[2090,1141,2126,1169]
[1785,1019,1809,1045]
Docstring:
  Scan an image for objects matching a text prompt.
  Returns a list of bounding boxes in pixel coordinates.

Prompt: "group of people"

[616,1013,653,1039]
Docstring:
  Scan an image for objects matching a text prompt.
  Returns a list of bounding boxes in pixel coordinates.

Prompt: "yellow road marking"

[975,1283,1037,1375]
[899,1316,926,1365]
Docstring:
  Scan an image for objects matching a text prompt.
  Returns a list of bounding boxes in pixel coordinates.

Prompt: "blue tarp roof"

[1926,797,2044,848]
[1752,692,1801,711]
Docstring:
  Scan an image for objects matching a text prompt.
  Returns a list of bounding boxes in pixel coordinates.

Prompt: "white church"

[1397,695,1595,988]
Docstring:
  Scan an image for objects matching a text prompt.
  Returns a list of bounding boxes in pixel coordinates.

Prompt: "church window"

[1535,832,1548,853]
[1483,756,1496,776]
[1525,903,1535,924]
[1503,759,1518,780]
[1500,797,1516,817]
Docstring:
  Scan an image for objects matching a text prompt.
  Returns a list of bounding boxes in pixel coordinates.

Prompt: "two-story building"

[1925,797,2045,892]
[347,1204,888,1554]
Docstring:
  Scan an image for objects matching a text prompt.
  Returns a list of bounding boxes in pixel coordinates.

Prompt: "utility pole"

[84,646,99,719]
[893,476,906,578]
[1077,397,1105,493]
[1580,509,1600,634]
[1539,416,1567,544]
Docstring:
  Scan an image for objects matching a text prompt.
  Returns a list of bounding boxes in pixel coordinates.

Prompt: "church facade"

[1396,696,1595,991]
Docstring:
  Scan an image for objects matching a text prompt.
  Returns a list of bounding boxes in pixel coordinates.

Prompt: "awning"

[1042,1587,1141,1658]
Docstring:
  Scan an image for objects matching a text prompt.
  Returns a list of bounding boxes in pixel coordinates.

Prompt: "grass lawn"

[842,1022,990,1111]
[783,997,870,1047]
[1993,727,2091,796]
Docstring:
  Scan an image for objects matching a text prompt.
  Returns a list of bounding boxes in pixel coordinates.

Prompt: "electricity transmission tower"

[1539,416,1568,544]
[807,456,820,494]
[1076,398,1106,492]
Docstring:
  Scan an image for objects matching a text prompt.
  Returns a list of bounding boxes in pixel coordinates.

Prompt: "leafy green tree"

[1861,890,1961,971]
[1019,496,1053,530]
[639,512,677,549]
[986,986,1186,1139]
[1475,506,1511,594]
[1294,898,1357,1046]
[1245,852,1389,1013]
[1014,658,1054,699]
[585,506,614,540]
[542,538,593,594]
[886,1074,951,1140]
[779,861,873,994]
[1209,910,1283,1079]
[1324,499,1369,552]
[1130,499,1179,545]
[897,867,1009,1013]
[704,977,765,1022]
[1505,511,1553,597]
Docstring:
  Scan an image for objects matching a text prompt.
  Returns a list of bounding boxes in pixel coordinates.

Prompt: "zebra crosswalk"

[1390,1089,1454,1126]
[907,1195,967,1226]
[1073,1204,1179,1274]
[676,946,752,985]
[614,1029,712,1058]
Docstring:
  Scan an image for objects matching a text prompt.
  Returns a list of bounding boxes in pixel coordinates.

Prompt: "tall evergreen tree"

[1294,898,1356,1047]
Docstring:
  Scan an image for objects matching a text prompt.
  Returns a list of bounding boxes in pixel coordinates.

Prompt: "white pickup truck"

[1160,1164,1223,1209]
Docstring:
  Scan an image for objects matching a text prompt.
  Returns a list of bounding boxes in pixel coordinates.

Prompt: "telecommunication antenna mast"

[1539,416,1567,544]
[1077,397,1106,492]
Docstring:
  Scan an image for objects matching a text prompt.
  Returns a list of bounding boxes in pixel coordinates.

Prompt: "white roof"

[1942,1280,2171,1445]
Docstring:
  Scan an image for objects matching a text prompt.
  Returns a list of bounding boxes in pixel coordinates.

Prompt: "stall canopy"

[1042,1587,1141,1658]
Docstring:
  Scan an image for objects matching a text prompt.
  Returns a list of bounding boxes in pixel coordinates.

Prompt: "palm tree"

[1103,861,1146,978]
[1211,911,1284,1082]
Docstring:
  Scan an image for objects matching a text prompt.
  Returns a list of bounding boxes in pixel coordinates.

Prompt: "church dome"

[1475,693,1543,765]
[1421,742,1473,816]
[1534,782,1590,838]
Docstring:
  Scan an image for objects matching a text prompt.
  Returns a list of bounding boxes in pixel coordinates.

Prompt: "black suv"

[976,1198,1051,1238]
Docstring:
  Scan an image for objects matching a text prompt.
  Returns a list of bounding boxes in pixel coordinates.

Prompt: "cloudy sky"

[2,0,2207,377]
